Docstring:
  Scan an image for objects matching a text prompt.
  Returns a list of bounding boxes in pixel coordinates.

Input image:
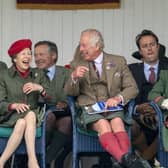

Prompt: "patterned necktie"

[47,69,53,81]
[92,61,100,79]
[149,67,155,84]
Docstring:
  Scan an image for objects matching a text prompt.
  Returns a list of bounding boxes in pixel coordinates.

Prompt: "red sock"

[98,132,125,161]
[114,131,130,154]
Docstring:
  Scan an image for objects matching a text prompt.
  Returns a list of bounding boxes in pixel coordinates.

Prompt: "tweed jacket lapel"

[54,66,63,84]
[78,60,90,84]
[103,53,118,94]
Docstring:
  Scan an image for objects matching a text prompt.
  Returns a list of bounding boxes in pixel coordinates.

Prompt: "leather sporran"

[135,103,158,130]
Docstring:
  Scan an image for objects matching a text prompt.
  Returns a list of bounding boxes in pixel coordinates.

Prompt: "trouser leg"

[46,130,71,164]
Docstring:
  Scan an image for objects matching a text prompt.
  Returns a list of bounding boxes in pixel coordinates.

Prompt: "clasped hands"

[11,82,43,113]
[22,82,43,94]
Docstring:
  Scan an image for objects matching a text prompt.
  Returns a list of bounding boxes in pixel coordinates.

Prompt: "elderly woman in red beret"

[0,39,49,168]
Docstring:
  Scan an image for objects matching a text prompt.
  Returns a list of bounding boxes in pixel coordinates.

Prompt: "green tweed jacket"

[45,65,70,105]
[0,66,49,127]
[148,70,168,150]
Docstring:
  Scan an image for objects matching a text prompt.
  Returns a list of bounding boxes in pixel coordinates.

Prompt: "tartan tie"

[92,61,100,79]
[149,67,155,84]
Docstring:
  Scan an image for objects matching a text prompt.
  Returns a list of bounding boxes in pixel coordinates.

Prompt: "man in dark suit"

[129,29,168,166]
[34,41,72,168]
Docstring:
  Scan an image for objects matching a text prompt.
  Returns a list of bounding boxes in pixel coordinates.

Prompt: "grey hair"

[81,29,104,51]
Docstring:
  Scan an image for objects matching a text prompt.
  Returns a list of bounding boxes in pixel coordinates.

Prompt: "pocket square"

[114,72,121,77]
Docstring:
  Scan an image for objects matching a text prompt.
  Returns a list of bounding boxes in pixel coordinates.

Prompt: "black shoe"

[91,157,123,168]
[121,153,152,168]
[91,164,100,168]
[148,158,155,167]
[110,157,123,168]
[46,163,50,168]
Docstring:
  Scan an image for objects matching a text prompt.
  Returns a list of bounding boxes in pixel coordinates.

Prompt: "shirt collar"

[94,52,103,64]
[144,61,159,72]
[47,65,56,81]
[48,65,56,75]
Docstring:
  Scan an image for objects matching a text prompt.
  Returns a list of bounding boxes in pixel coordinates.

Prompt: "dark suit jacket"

[129,61,168,104]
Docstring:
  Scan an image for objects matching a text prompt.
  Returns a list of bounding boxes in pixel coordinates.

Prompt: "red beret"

[8,39,32,57]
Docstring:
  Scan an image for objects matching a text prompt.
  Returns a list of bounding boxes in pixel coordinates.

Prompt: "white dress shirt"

[47,65,56,81]
[144,61,158,81]
[94,52,103,77]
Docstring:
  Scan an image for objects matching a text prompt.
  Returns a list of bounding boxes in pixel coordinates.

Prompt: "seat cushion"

[77,127,98,136]
[0,127,42,137]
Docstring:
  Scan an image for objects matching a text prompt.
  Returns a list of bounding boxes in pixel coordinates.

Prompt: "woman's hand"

[11,103,30,114]
[23,82,43,94]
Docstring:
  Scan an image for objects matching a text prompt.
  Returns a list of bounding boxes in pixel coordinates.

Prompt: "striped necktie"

[149,67,155,84]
